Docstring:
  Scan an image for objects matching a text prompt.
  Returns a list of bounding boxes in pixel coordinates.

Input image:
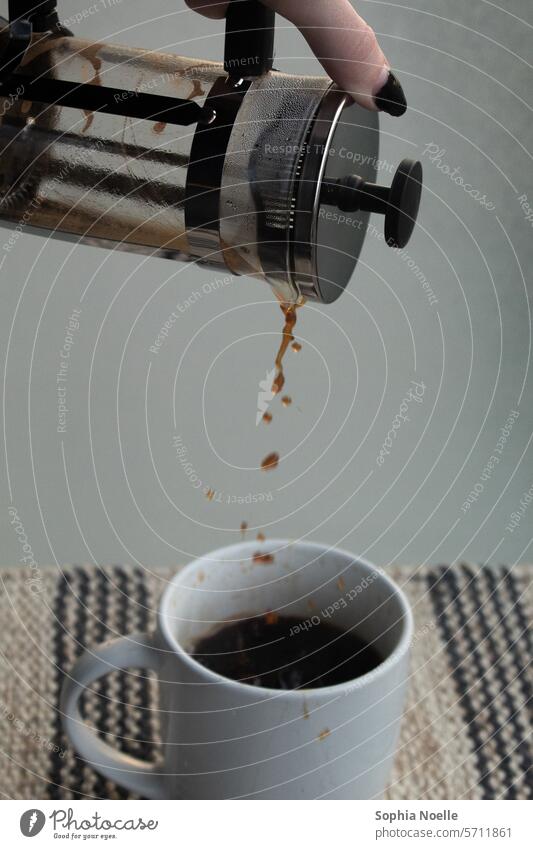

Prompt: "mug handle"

[60,632,167,798]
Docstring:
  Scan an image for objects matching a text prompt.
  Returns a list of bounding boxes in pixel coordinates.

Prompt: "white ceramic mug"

[61,540,412,799]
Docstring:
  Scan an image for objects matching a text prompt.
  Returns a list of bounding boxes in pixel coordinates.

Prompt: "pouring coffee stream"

[0,0,423,538]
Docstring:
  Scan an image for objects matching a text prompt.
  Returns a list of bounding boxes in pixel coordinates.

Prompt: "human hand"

[185,0,406,115]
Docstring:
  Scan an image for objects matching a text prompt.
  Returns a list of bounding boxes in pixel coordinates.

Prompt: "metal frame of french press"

[0,0,274,128]
[0,0,276,254]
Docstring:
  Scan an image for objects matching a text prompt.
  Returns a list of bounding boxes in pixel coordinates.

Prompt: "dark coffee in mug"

[191,613,382,690]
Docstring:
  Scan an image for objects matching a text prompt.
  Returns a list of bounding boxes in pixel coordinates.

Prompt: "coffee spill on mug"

[240,521,248,537]
[318,728,331,742]
[257,531,265,541]
[253,551,274,564]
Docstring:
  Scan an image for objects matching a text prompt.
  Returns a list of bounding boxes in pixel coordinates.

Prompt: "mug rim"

[158,539,413,698]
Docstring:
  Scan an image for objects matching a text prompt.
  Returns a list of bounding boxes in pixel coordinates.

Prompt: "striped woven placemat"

[0,563,530,800]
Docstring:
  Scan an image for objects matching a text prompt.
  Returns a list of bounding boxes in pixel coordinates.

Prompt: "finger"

[184,0,228,19]
[184,0,406,114]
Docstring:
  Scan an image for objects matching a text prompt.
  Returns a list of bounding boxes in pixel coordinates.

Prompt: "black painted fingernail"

[374,71,407,117]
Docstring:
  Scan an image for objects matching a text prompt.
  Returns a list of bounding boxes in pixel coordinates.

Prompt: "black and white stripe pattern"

[0,562,530,799]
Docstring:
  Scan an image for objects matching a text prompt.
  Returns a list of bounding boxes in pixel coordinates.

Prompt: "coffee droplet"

[318,728,331,742]
[257,531,265,542]
[281,395,292,407]
[240,521,248,537]
[291,341,302,353]
[206,488,215,501]
[253,551,274,564]
[153,121,166,134]
[262,411,272,424]
[261,452,279,471]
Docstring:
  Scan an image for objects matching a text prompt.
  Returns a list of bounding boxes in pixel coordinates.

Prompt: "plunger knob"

[320,158,423,249]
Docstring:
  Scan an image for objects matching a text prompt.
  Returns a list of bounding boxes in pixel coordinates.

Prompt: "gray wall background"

[1,0,532,568]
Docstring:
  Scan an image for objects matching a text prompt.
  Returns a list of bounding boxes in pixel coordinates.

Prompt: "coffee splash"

[258,299,304,473]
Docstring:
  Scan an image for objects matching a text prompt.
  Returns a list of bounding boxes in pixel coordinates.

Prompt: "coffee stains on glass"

[318,728,331,742]
[79,43,102,133]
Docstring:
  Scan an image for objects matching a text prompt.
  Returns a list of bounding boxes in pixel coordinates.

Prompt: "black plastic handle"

[321,159,423,249]
[224,0,275,77]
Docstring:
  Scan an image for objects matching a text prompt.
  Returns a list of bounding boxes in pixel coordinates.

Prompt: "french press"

[0,0,422,303]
